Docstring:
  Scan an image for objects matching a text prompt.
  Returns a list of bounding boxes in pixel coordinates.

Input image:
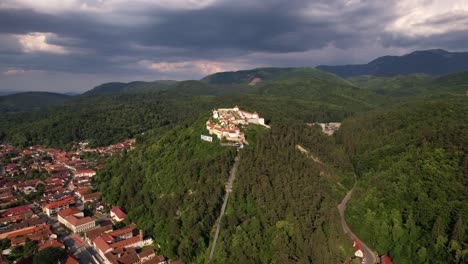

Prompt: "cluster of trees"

[0,93,208,149]
[1,70,395,150]
[336,97,467,263]
[212,123,353,263]
[95,116,237,262]
[2,69,467,263]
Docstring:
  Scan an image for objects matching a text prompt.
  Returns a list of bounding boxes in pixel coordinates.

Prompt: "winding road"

[338,183,378,264]
[208,152,240,261]
[296,144,378,264]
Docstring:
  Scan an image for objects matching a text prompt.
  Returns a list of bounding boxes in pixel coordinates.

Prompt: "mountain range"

[317,49,468,77]
[0,50,466,263]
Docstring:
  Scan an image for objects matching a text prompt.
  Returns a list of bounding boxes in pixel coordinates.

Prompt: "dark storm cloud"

[0,0,467,92]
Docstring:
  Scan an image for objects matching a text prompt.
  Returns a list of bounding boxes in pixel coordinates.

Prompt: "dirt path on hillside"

[208,152,240,261]
[296,145,378,264]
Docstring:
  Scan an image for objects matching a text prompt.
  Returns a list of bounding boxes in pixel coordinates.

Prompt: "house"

[353,240,364,258]
[110,206,127,222]
[93,229,150,264]
[65,254,79,264]
[0,217,45,239]
[38,239,65,251]
[75,169,96,178]
[8,223,52,246]
[381,255,393,264]
[57,207,95,233]
[81,192,101,203]
[43,196,75,216]
[1,205,32,217]
[75,188,89,198]
[85,224,113,243]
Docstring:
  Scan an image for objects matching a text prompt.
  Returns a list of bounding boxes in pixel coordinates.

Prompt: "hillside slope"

[201,67,351,86]
[336,96,467,263]
[0,92,72,112]
[95,116,237,262]
[317,49,468,77]
[82,80,177,96]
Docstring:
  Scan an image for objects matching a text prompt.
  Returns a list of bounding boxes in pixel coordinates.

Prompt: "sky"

[1,0,468,93]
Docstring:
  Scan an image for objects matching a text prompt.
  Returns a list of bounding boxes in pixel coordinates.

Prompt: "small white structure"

[353,240,364,258]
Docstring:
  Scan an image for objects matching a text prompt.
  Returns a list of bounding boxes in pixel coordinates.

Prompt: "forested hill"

[95,116,238,262]
[81,80,178,96]
[201,67,351,85]
[0,92,72,112]
[1,64,467,263]
[0,73,382,149]
[96,117,356,263]
[317,49,468,77]
[336,96,467,263]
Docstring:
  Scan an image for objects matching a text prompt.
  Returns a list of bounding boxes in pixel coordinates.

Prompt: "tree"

[33,247,66,264]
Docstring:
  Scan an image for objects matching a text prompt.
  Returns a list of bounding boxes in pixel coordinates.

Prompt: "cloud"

[15,32,70,54]
[138,59,246,76]
[3,68,26,75]
[0,0,467,92]
[386,0,468,36]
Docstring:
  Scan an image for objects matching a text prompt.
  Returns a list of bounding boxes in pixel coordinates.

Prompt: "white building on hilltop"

[206,105,268,142]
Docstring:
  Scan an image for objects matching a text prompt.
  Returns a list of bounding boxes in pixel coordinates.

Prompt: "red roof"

[38,239,65,251]
[75,169,96,176]
[381,255,393,264]
[110,206,127,219]
[353,240,363,253]
[6,163,16,170]
[2,205,31,217]
[44,196,74,209]
[93,236,112,254]
[65,215,94,227]
[65,254,79,264]
[57,207,82,218]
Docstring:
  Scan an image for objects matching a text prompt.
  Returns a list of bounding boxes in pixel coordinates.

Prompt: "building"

[7,223,52,246]
[81,192,101,203]
[0,218,45,239]
[75,169,96,178]
[92,224,154,263]
[43,196,75,216]
[353,240,364,258]
[38,239,65,251]
[57,207,95,233]
[110,206,127,222]
[1,205,32,218]
[206,105,268,142]
[381,255,393,264]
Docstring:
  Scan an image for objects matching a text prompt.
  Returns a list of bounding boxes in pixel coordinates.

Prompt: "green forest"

[1,67,467,263]
[338,97,467,264]
[95,116,237,262]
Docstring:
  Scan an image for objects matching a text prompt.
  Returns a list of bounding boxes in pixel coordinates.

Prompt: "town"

[206,105,269,144]
[0,140,176,264]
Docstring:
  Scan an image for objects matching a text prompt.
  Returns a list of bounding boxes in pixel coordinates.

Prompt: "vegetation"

[7,238,37,263]
[0,92,72,112]
[336,97,467,263]
[212,123,353,263]
[32,247,67,264]
[95,116,237,262]
[1,67,467,263]
[317,49,468,77]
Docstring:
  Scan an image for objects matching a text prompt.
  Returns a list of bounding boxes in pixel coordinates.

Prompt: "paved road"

[208,152,240,261]
[337,181,378,264]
